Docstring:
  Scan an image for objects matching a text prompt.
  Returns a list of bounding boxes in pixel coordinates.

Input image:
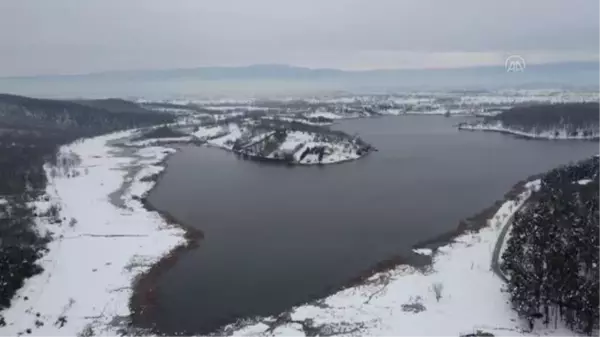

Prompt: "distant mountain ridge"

[5,61,599,82]
[1,62,597,98]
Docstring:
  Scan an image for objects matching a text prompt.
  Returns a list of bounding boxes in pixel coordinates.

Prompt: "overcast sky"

[1,0,598,76]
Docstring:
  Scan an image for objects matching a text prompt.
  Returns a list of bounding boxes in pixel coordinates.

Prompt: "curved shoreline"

[128,146,204,335]
[131,144,552,335]
[272,173,546,316]
[0,126,568,337]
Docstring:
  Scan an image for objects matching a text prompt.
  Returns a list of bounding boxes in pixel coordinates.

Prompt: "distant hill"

[8,62,598,83]
[71,98,157,114]
[0,93,173,139]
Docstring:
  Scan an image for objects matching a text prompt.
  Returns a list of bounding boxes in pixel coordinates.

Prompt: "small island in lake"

[128,110,376,165]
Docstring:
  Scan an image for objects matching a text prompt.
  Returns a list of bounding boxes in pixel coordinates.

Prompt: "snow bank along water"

[0,130,187,336]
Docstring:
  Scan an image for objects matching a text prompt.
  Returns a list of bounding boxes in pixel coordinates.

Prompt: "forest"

[0,94,174,314]
[486,103,599,133]
[501,156,599,334]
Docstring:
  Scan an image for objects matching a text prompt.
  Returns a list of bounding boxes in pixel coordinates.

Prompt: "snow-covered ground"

[125,136,194,147]
[261,115,333,126]
[459,122,599,140]
[192,124,227,141]
[188,124,369,165]
[267,131,364,165]
[206,123,243,150]
[276,131,313,152]
[226,180,575,336]
[203,105,268,112]
[304,111,344,120]
[0,130,186,336]
[293,141,361,165]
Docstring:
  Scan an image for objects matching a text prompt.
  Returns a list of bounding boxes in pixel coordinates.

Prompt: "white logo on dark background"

[505,55,526,72]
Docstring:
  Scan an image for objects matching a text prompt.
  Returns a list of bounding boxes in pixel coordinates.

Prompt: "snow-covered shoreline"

[458,122,599,140]
[0,125,589,336]
[0,130,188,336]
[224,180,574,336]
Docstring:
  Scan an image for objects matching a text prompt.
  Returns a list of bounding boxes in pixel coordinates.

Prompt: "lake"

[145,115,598,334]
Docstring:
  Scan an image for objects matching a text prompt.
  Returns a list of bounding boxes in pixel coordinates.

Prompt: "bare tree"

[77,325,95,337]
[432,282,443,302]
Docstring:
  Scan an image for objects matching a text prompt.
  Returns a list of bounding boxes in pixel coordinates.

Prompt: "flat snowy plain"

[0,128,585,336]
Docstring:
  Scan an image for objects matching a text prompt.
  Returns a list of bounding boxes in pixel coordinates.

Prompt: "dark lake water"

[146,115,598,334]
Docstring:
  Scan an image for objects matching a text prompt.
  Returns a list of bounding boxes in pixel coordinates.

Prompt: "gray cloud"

[0,0,598,76]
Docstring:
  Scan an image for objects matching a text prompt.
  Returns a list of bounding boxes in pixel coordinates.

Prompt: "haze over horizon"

[1,0,598,77]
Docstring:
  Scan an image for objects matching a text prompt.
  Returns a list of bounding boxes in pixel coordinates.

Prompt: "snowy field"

[459,122,599,140]
[226,180,576,336]
[0,130,186,336]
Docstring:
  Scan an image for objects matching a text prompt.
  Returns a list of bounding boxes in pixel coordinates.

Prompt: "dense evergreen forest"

[502,156,599,334]
[486,103,599,134]
[0,94,174,313]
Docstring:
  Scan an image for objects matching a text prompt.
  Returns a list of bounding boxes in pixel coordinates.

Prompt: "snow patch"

[413,248,433,256]
[577,179,593,185]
